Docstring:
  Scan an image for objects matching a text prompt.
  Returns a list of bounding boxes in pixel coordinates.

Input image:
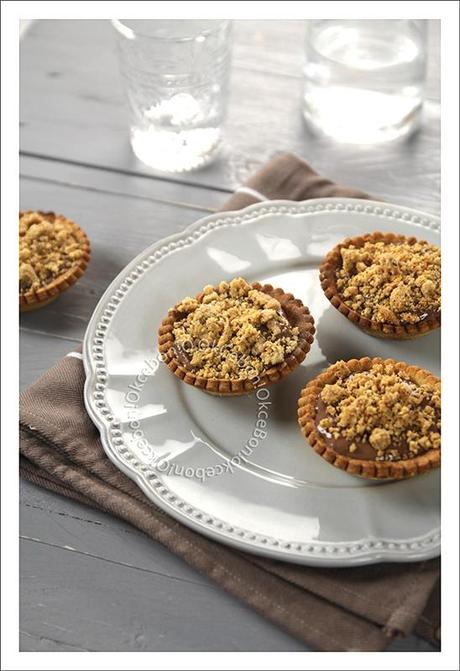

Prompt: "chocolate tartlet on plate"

[158,277,315,395]
[319,232,440,339]
[298,357,440,480]
[19,210,91,312]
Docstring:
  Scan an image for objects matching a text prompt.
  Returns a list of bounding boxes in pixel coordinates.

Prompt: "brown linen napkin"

[20,153,440,652]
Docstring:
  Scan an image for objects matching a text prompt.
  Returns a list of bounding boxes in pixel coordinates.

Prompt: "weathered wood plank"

[20,475,437,653]
[20,20,440,213]
[20,329,78,389]
[19,532,437,652]
[20,480,211,588]
[20,536,309,652]
[20,155,228,212]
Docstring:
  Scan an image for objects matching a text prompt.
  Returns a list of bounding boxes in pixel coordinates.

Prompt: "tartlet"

[297,357,440,480]
[19,210,90,312]
[158,277,315,395]
[319,232,441,339]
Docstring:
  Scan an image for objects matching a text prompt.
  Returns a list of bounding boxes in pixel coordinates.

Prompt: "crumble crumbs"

[19,211,84,293]
[171,277,299,380]
[336,240,440,324]
[318,361,440,461]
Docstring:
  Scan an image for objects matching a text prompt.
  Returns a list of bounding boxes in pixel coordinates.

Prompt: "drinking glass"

[302,20,428,143]
[112,20,232,172]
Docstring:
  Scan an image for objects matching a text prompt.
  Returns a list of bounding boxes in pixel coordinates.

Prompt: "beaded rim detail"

[84,198,441,565]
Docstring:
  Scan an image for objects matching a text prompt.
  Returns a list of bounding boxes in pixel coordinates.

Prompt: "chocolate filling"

[171,343,194,371]
[411,308,441,324]
[172,305,295,371]
[315,397,439,462]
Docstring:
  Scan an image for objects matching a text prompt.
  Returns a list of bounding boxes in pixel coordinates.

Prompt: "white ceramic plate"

[83,198,440,566]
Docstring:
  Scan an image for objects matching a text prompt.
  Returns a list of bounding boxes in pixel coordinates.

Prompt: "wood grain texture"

[20,155,226,212]
[20,484,313,652]
[20,330,77,388]
[19,19,440,653]
[20,20,440,213]
[20,481,211,587]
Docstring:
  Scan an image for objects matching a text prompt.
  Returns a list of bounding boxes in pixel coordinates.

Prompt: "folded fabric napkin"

[20,153,440,652]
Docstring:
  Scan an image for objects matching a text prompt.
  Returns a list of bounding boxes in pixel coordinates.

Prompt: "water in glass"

[302,20,427,143]
[113,20,232,172]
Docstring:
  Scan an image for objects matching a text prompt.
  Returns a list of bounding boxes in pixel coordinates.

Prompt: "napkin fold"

[20,153,440,652]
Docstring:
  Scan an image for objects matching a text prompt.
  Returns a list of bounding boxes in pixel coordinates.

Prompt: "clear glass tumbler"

[302,20,427,143]
[112,20,232,172]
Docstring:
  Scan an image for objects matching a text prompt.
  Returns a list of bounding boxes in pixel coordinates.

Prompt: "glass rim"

[111,19,231,42]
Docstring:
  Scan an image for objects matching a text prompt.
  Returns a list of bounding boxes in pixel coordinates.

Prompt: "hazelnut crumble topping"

[317,360,440,461]
[19,211,85,294]
[171,277,299,380]
[336,240,440,324]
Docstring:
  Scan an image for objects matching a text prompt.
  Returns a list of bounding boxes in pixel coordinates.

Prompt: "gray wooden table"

[20,19,440,652]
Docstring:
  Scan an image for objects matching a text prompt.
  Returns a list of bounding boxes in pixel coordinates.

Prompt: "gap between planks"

[20,326,81,344]
[20,629,96,652]
[20,173,218,214]
[20,535,220,590]
[20,150,234,195]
